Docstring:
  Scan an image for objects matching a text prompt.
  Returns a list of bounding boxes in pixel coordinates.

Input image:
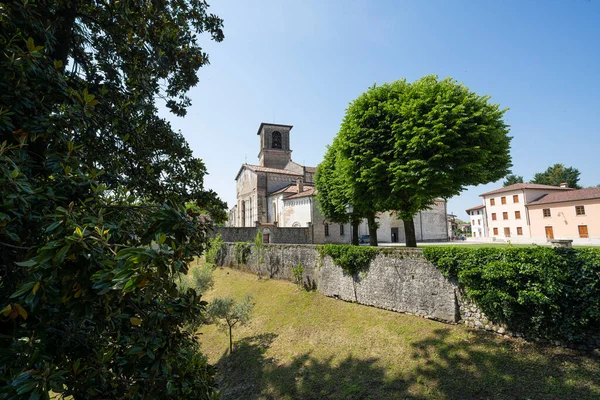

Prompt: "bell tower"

[256,123,293,169]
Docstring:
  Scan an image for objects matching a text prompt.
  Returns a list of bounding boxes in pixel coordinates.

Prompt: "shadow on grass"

[214,333,409,399]
[409,328,600,400]
[215,330,600,400]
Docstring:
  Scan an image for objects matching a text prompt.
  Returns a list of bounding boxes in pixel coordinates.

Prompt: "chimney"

[296,179,303,193]
[559,182,568,188]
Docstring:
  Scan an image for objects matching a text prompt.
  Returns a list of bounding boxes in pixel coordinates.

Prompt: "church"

[227,123,448,244]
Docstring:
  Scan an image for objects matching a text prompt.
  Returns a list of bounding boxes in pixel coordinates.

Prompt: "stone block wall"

[212,226,312,244]
[218,243,458,323]
[215,243,600,350]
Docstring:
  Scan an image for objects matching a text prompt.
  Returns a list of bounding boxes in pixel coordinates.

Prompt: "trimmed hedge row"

[423,246,600,342]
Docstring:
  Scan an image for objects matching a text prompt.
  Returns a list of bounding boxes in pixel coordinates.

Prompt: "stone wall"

[214,243,600,350]
[212,225,312,244]
[218,243,458,322]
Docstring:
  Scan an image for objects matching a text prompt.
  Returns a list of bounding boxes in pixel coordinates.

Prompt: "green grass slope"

[199,267,600,400]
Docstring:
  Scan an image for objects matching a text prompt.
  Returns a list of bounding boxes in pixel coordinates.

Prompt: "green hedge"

[317,244,379,276]
[423,246,600,342]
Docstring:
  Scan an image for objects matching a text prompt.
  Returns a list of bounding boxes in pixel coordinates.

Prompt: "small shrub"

[179,262,216,294]
[423,246,600,342]
[234,242,252,265]
[205,234,224,265]
[291,262,305,286]
[318,244,379,276]
[254,231,265,267]
[208,296,254,354]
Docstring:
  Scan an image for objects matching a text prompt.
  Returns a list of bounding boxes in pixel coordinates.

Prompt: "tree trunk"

[352,220,359,246]
[229,325,233,354]
[367,214,378,246]
[403,218,417,247]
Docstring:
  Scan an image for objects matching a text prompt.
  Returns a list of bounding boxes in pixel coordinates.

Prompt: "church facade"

[227,123,448,244]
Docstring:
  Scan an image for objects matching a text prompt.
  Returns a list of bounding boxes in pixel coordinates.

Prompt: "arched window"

[272,131,282,149]
[324,223,330,236]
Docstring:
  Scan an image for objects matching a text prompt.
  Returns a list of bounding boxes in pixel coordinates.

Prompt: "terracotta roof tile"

[526,187,600,206]
[284,187,316,200]
[480,183,574,196]
[465,204,485,212]
[245,164,303,176]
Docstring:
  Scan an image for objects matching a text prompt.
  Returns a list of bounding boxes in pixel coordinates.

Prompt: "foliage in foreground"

[1,0,225,397]
[423,246,600,342]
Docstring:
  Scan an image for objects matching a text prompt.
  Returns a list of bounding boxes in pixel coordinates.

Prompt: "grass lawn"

[199,267,600,400]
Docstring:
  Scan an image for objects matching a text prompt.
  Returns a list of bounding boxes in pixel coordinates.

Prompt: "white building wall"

[468,208,487,238]
[281,197,313,227]
[483,190,530,239]
[357,200,447,243]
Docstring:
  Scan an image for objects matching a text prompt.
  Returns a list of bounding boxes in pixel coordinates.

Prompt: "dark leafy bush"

[423,246,600,342]
[318,244,379,276]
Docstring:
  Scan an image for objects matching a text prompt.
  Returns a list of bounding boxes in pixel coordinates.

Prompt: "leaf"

[11,169,19,178]
[15,259,36,267]
[1,304,11,317]
[11,282,36,298]
[130,316,142,326]
[26,37,35,52]
[75,227,83,237]
[13,303,27,320]
[32,282,41,295]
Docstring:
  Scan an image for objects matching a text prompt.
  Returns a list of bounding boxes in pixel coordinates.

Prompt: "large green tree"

[531,163,581,189]
[329,76,511,247]
[1,0,225,397]
[315,138,367,245]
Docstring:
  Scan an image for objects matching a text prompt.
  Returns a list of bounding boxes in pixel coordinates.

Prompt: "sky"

[159,0,600,221]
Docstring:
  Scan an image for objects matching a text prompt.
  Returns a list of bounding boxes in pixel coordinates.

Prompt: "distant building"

[227,122,448,243]
[527,187,600,242]
[476,182,600,244]
[480,183,573,240]
[466,204,487,238]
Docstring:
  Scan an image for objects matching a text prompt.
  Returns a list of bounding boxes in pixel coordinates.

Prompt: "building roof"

[284,187,316,200]
[269,183,316,199]
[234,163,303,180]
[256,122,293,135]
[480,183,574,196]
[526,187,600,206]
[305,166,317,173]
[465,204,485,212]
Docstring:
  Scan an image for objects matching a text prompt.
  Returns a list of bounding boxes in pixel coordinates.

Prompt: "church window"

[272,131,282,149]
[340,224,344,235]
[324,223,330,236]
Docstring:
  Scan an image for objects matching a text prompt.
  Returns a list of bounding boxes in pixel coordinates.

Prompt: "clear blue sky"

[159,0,600,221]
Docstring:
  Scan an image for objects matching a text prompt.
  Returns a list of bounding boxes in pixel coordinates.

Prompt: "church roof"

[284,187,316,200]
[269,183,315,197]
[234,163,303,180]
[256,122,293,135]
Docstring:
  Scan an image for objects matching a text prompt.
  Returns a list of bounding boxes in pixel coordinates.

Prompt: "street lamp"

[345,204,354,245]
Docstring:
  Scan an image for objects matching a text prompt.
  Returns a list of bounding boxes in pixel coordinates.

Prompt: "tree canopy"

[531,163,581,189]
[1,0,225,397]
[503,174,524,186]
[320,76,512,247]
